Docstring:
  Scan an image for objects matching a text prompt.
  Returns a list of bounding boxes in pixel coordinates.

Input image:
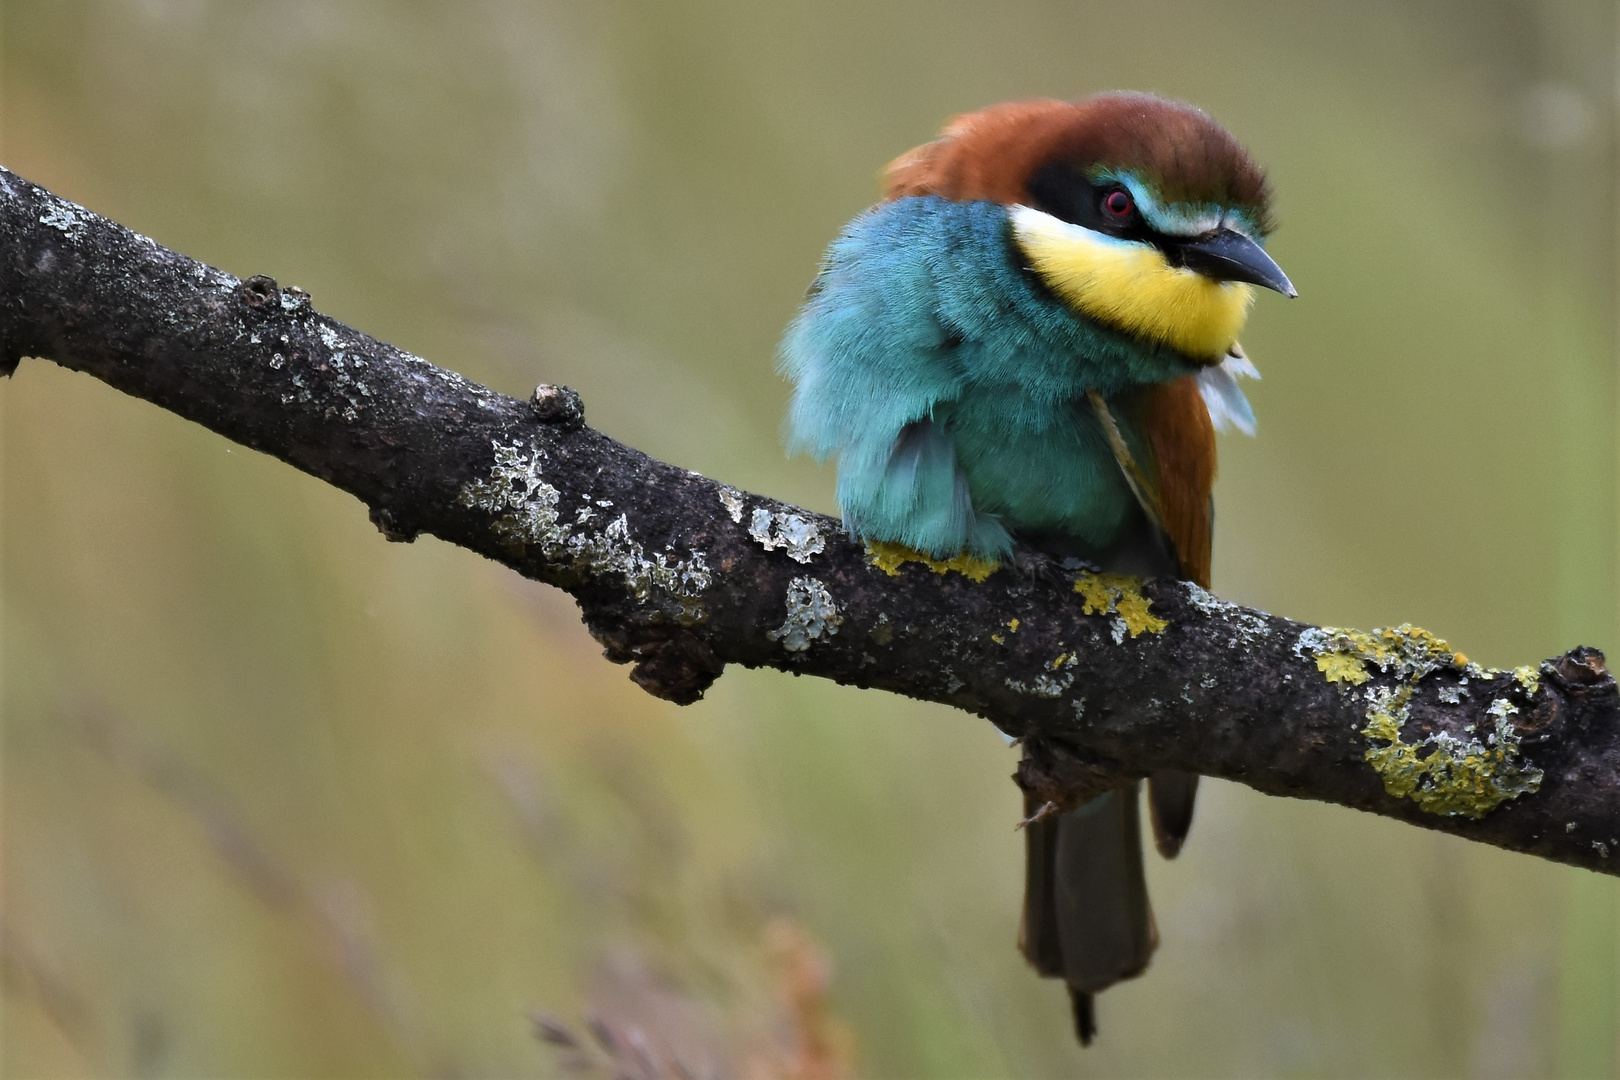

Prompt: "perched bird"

[778,93,1292,1044]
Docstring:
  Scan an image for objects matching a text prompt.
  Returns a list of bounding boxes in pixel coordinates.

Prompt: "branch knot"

[532,383,584,429]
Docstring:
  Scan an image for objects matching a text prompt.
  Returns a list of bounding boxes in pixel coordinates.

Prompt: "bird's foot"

[1012,547,1064,586]
[1014,799,1062,830]
[1011,547,1097,588]
[1014,737,1122,817]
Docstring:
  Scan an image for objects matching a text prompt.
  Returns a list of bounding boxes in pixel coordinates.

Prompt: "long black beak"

[1175,229,1296,297]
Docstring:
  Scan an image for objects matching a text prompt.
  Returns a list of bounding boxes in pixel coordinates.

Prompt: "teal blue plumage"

[780,196,1199,560]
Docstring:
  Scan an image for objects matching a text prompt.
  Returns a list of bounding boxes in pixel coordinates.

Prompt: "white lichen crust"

[460,441,712,611]
[314,322,373,422]
[768,577,842,652]
[39,198,92,239]
[747,507,826,564]
[1184,582,1271,646]
[1007,653,1080,699]
[717,487,746,524]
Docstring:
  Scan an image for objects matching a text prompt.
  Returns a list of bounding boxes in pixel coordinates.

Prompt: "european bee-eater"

[778,93,1293,1045]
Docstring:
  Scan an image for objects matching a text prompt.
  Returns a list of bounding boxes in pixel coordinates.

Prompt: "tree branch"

[3,165,1616,875]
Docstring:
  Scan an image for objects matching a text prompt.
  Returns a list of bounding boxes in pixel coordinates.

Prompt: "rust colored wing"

[1128,375,1215,589]
[1124,375,1214,859]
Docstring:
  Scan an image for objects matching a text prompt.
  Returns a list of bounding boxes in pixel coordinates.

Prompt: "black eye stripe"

[1024,162,1200,260]
[1025,163,1149,242]
[1024,162,1100,228]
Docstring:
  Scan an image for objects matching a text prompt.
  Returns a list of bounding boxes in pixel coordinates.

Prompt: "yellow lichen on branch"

[1317,653,1371,685]
[1297,623,1546,818]
[1299,624,1465,686]
[863,540,999,583]
[1360,689,1543,818]
[1072,572,1168,638]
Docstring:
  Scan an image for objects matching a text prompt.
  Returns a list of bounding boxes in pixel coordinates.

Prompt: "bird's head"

[885,93,1293,362]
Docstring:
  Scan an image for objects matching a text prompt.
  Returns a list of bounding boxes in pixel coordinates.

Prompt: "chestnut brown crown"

[884,93,1273,235]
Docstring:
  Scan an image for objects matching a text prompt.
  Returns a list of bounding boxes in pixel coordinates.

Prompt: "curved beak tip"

[1179,229,1295,298]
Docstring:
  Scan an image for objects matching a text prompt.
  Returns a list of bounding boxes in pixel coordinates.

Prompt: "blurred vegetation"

[3,1,1618,1076]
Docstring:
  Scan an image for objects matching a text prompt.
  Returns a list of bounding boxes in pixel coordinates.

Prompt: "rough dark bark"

[3,165,1616,875]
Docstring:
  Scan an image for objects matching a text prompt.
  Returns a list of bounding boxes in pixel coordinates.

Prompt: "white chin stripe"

[1008,204,1123,248]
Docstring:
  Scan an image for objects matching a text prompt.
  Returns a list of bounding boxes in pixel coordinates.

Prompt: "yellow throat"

[1009,204,1254,361]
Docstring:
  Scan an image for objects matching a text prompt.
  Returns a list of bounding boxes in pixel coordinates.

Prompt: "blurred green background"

[3,1,1618,1076]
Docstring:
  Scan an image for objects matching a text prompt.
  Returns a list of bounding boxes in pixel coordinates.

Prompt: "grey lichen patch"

[459,441,711,611]
[1184,583,1271,645]
[1183,583,1222,615]
[278,285,313,314]
[1359,688,1544,818]
[39,199,91,239]
[748,507,825,564]
[1007,653,1079,699]
[717,487,746,524]
[768,577,842,652]
[312,322,372,421]
[1006,673,1072,699]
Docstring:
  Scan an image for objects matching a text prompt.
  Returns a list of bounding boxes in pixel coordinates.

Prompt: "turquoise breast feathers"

[779,195,1204,560]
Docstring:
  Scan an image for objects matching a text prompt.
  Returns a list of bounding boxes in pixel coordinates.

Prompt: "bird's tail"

[1147,770,1199,858]
[1018,783,1158,1046]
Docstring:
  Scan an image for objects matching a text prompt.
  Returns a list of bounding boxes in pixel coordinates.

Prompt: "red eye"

[1102,189,1133,218]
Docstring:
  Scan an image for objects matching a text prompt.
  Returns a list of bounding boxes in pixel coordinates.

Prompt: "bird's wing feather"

[1125,377,1217,860]
[780,200,1010,558]
[1125,375,1216,588]
[835,418,1009,557]
[780,203,961,462]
